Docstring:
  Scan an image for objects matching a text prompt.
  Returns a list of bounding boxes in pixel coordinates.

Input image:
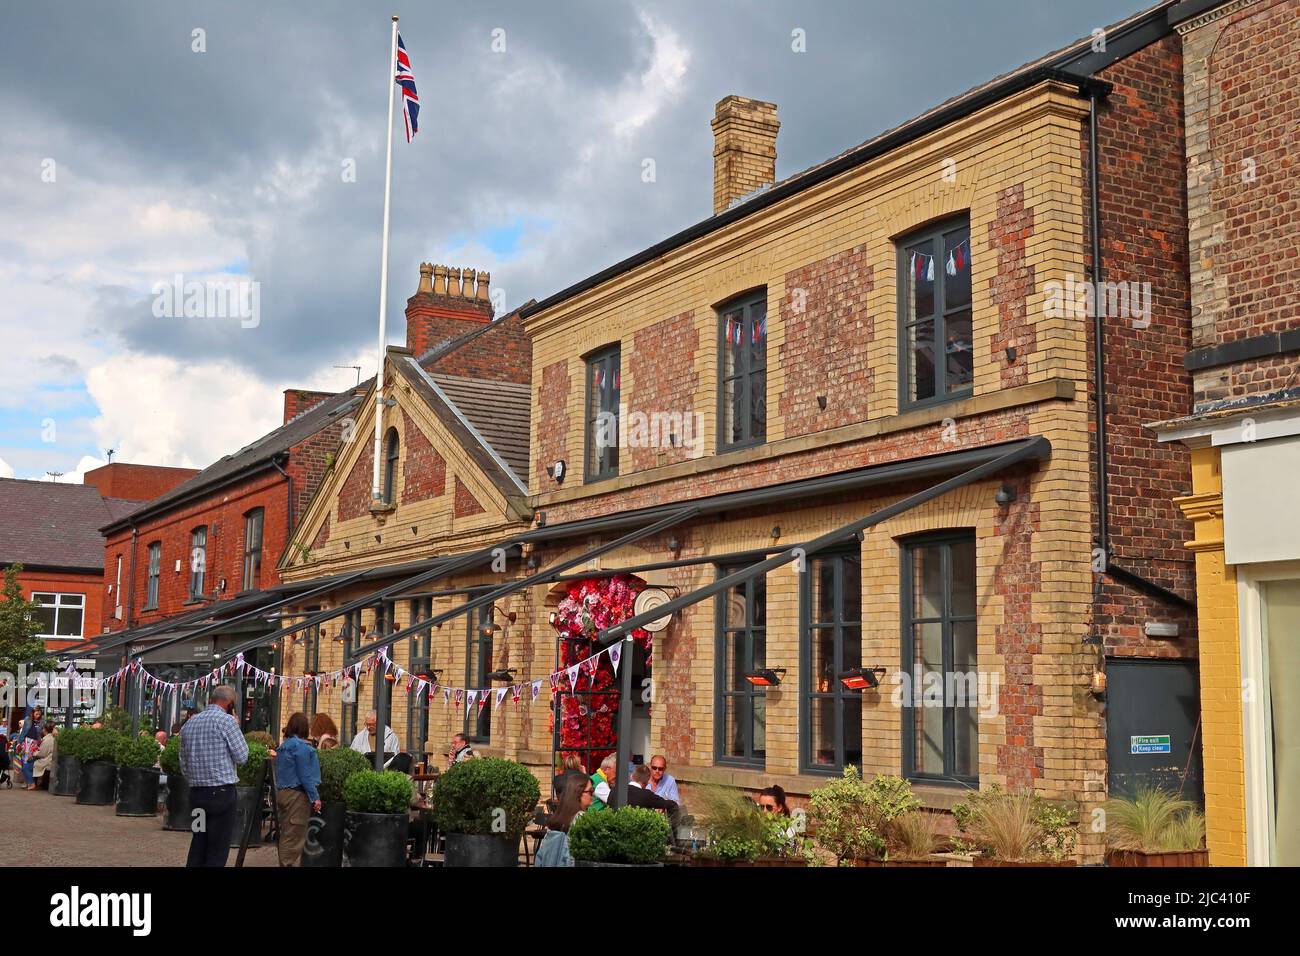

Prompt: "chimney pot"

[418,262,434,294]
[448,267,462,297]
[433,264,448,295]
[476,271,491,302]
[711,95,779,215]
[461,268,476,299]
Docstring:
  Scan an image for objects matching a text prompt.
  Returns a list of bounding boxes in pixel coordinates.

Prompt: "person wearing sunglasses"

[645,754,680,805]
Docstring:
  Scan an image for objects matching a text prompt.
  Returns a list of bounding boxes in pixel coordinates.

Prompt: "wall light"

[743,667,785,687]
[839,667,887,690]
[488,668,517,683]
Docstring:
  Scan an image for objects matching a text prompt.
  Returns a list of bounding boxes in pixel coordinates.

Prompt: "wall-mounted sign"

[1131,734,1171,755]
[341,676,356,704]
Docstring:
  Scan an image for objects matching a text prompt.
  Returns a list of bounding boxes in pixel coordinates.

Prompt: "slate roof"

[102,390,364,532]
[428,372,532,483]
[0,478,135,571]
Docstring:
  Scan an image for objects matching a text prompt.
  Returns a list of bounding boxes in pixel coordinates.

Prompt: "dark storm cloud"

[2,0,1149,387]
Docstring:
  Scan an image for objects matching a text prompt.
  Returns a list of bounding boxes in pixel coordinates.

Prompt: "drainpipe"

[271,454,295,535]
[121,520,139,709]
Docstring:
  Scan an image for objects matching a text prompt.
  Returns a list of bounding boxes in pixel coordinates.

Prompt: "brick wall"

[402,412,446,502]
[82,463,198,502]
[535,360,571,487]
[338,436,375,522]
[626,311,699,471]
[778,246,875,436]
[453,476,486,517]
[286,417,350,524]
[1087,34,1198,654]
[282,389,334,425]
[404,284,494,360]
[987,185,1036,390]
[1184,0,1300,406]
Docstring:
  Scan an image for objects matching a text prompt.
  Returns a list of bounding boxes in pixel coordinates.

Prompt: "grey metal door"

[1106,658,1204,804]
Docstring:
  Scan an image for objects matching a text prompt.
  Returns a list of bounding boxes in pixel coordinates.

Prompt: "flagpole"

[372,15,400,502]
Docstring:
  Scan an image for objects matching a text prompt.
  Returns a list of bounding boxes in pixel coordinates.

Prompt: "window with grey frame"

[718,290,767,450]
[188,526,207,600]
[715,565,767,766]
[301,609,321,716]
[241,508,264,592]
[898,217,973,408]
[900,532,978,784]
[407,596,432,760]
[383,426,399,505]
[802,550,863,772]
[145,542,161,610]
[584,346,620,482]
[372,600,396,722]
[465,602,494,743]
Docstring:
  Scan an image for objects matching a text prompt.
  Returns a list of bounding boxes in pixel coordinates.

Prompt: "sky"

[0,0,1151,482]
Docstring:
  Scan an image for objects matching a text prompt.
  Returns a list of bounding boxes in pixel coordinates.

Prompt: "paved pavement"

[0,786,276,867]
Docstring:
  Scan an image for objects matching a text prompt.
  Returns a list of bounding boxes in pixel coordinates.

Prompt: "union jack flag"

[395,33,419,142]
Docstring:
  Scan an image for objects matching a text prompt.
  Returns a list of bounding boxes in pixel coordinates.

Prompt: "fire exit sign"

[1131,734,1172,754]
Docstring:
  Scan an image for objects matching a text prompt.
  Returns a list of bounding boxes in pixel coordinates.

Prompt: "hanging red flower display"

[549,574,653,767]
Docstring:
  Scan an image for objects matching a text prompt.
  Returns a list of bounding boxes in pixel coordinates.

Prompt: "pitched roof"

[103,390,364,532]
[521,1,1174,318]
[0,478,133,571]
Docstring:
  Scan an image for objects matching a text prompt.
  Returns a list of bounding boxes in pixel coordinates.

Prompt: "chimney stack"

[711,95,779,215]
[404,262,495,357]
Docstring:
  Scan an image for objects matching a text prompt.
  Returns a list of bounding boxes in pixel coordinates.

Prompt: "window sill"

[369,503,396,516]
[899,388,974,416]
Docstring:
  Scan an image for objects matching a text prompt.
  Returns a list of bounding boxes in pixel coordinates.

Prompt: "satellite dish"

[633,587,673,632]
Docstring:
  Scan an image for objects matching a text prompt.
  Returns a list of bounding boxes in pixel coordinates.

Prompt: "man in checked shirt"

[180,685,249,867]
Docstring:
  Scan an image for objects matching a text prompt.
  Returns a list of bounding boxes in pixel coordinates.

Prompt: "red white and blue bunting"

[909,237,971,281]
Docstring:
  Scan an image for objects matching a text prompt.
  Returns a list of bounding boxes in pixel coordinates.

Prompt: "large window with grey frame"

[145,542,161,610]
[407,596,433,759]
[371,600,396,724]
[898,217,973,409]
[585,346,620,482]
[716,565,767,766]
[802,550,863,772]
[188,526,207,600]
[465,602,494,743]
[901,532,978,784]
[718,290,767,450]
[241,508,264,592]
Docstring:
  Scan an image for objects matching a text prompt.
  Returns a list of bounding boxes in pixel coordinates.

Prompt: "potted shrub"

[693,786,808,867]
[159,735,189,830]
[51,726,86,796]
[245,730,276,750]
[433,757,540,867]
[808,767,920,865]
[74,728,123,806]
[114,734,161,817]
[953,785,1078,866]
[342,769,413,867]
[231,742,269,849]
[885,811,946,867]
[1104,788,1208,867]
[570,807,671,866]
[305,747,370,867]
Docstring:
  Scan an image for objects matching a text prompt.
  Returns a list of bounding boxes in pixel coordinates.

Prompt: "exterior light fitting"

[546,460,567,483]
[488,668,516,683]
[743,667,785,687]
[839,667,887,690]
[995,484,1017,506]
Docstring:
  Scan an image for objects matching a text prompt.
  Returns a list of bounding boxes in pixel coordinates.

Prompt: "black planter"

[163,777,191,831]
[116,766,160,816]
[75,761,117,805]
[575,860,665,867]
[344,811,409,867]
[302,800,347,868]
[443,832,520,867]
[51,754,81,796]
[231,785,262,848]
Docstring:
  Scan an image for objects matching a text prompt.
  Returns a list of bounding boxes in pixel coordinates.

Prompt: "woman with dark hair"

[0,733,13,789]
[273,712,321,866]
[757,785,791,816]
[536,774,593,867]
[309,712,339,750]
[32,723,57,790]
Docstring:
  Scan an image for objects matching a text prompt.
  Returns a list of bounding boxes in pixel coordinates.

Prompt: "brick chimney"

[404,262,495,357]
[711,96,779,215]
[282,389,335,425]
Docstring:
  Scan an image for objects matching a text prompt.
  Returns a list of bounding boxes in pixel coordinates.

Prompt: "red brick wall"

[286,416,351,524]
[20,568,105,650]
[402,413,446,502]
[779,246,875,435]
[536,360,571,487]
[83,463,198,502]
[424,312,533,386]
[987,185,1036,389]
[403,293,493,359]
[282,389,334,425]
[338,437,375,522]
[101,467,291,632]
[453,476,486,517]
[1085,35,1197,655]
[626,311,699,471]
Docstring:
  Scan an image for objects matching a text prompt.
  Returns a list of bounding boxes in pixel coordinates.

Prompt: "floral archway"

[548,573,653,770]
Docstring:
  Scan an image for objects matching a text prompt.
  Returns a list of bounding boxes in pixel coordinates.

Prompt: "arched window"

[383,427,400,505]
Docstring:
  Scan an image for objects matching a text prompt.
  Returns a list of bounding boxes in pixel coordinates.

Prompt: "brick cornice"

[1173,0,1259,35]
[1175,490,1226,552]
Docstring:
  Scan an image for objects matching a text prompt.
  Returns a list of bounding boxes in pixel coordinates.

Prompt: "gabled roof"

[520,1,1174,318]
[0,478,135,572]
[102,390,364,533]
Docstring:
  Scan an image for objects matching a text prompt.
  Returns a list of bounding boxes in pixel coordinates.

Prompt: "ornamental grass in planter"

[51,726,86,796]
[114,734,161,817]
[306,748,370,867]
[883,810,947,867]
[231,742,269,848]
[570,807,671,866]
[159,735,190,830]
[693,786,809,867]
[343,769,413,868]
[1104,788,1208,867]
[808,767,920,865]
[74,728,123,806]
[953,786,1078,867]
[433,757,540,867]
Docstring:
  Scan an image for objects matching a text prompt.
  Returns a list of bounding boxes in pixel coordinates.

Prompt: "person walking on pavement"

[179,685,248,867]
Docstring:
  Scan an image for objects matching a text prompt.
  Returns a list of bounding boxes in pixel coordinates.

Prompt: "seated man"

[350,710,411,773]
[626,763,680,824]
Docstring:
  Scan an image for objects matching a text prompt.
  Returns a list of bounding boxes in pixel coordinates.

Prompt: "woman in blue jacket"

[274,712,321,867]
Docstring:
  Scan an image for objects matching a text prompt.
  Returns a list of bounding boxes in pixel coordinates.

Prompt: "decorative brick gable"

[627,311,699,471]
[402,414,446,503]
[779,245,874,436]
[338,439,374,521]
[453,476,486,517]
[311,515,330,552]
